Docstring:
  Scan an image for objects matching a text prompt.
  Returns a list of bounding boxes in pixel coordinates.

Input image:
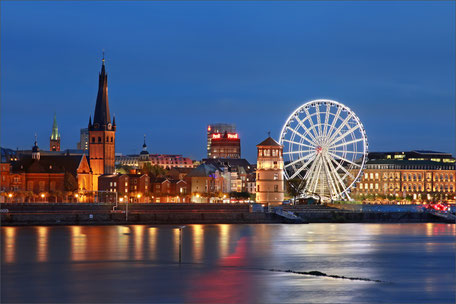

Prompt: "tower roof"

[93,55,111,127]
[257,136,281,147]
[50,113,60,140]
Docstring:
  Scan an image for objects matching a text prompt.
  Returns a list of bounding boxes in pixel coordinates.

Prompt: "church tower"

[49,113,61,151]
[256,135,284,206]
[88,55,116,190]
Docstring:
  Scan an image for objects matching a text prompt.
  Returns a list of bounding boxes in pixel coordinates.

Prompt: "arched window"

[92,137,95,143]
[98,137,101,143]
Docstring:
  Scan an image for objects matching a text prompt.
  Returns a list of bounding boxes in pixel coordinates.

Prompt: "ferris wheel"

[279,99,368,201]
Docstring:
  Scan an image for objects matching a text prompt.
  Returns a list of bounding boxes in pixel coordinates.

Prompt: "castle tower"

[50,113,61,151]
[88,55,116,190]
[256,136,284,206]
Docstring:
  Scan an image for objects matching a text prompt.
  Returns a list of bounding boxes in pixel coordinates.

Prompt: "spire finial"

[268,131,271,137]
[102,49,105,64]
[34,133,37,145]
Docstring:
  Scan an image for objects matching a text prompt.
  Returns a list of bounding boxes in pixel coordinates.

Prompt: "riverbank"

[0,203,453,226]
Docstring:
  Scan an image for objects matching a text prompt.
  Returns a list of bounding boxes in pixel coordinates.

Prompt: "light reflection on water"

[1,223,455,303]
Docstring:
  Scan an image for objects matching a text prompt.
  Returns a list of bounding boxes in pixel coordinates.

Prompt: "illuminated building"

[99,173,150,202]
[49,113,60,151]
[209,131,241,159]
[255,136,284,206]
[1,139,93,201]
[207,123,239,158]
[88,56,116,190]
[187,163,224,203]
[351,151,456,201]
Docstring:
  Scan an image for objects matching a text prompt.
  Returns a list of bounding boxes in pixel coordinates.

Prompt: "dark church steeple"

[91,54,112,130]
[88,54,116,190]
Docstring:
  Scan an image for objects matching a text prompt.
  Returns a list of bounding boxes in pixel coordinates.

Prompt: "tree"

[116,164,134,174]
[64,172,78,192]
[142,163,168,178]
[286,178,306,203]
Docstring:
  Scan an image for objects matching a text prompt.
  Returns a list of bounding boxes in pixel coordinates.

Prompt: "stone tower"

[256,136,284,206]
[88,55,116,190]
[49,113,61,151]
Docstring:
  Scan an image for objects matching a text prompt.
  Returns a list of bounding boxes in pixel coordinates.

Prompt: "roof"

[92,60,111,128]
[202,158,254,173]
[257,137,281,147]
[186,163,219,177]
[11,154,84,174]
[366,159,455,168]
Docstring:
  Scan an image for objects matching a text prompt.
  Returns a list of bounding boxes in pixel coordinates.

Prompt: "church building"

[88,56,116,191]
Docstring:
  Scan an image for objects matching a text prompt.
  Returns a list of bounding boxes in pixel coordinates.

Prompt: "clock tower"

[88,56,116,190]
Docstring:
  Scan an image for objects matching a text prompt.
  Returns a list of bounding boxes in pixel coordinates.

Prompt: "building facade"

[351,151,456,202]
[77,128,89,151]
[255,136,284,206]
[88,57,116,190]
[209,132,241,159]
[207,123,239,158]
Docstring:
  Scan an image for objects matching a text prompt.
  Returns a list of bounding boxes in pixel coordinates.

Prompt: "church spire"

[92,54,111,129]
[50,112,60,140]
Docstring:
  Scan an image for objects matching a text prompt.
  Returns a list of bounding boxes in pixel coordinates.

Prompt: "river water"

[1,224,455,303]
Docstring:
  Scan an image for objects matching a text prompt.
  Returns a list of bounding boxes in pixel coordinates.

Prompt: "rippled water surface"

[2,223,455,303]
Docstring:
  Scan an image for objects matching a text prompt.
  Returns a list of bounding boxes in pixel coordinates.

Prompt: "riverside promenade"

[1,203,453,226]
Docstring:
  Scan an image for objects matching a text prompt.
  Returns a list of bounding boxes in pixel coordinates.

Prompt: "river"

[1,223,455,303]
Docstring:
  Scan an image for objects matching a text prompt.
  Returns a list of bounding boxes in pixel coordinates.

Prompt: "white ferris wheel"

[279,99,368,201]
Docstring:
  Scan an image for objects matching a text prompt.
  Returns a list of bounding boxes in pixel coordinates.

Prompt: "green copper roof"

[51,113,60,140]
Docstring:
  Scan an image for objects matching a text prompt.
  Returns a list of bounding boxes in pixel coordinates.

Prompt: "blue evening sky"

[1,1,454,162]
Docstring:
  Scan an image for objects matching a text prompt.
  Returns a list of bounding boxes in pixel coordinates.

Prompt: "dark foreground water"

[2,224,455,303]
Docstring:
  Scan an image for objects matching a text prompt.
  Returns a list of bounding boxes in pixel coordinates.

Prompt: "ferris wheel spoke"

[288,155,316,179]
[294,115,318,144]
[315,104,323,137]
[329,149,364,155]
[331,138,364,149]
[286,126,317,146]
[321,156,338,197]
[327,113,354,144]
[311,156,324,194]
[325,106,342,142]
[303,154,321,193]
[284,152,315,169]
[324,154,347,196]
[327,151,361,168]
[282,139,316,149]
[329,124,361,146]
[326,154,356,180]
[303,107,320,140]
[322,103,331,137]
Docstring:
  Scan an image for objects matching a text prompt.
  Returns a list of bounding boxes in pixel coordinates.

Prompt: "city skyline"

[1,1,455,163]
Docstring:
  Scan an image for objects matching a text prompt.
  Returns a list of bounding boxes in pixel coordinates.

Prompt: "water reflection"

[1,224,455,304]
[4,227,15,264]
[37,226,49,262]
[192,225,204,262]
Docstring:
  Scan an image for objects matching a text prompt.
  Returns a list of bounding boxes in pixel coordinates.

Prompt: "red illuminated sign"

[212,133,239,140]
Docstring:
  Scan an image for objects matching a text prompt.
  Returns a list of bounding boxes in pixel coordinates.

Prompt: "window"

[369,173,373,180]
[50,181,56,191]
[257,185,260,192]
[375,173,379,180]
[92,137,95,143]
[359,183,363,190]
[98,137,101,143]
[27,181,33,191]
[375,183,379,190]
[39,181,45,191]
[274,185,278,192]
